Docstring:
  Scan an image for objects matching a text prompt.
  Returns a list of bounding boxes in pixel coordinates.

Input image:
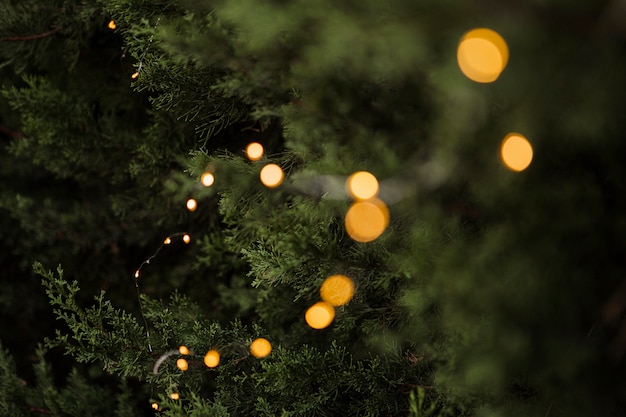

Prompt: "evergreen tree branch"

[0,124,23,139]
[1,27,60,42]
[27,406,52,415]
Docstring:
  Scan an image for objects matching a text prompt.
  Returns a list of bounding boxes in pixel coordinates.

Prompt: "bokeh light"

[176,358,188,371]
[131,72,139,79]
[164,237,172,245]
[108,20,116,30]
[345,198,389,242]
[457,28,508,83]
[246,142,264,161]
[182,234,191,244]
[320,274,354,306]
[179,345,189,355]
[186,198,197,212]
[201,172,215,187]
[347,171,379,200]
[204,349,220,368]
[305,301,335,329]
[151,402,159,411]
[501,133,533,172]
[250,337,272,358]
[260,164,284,188]
[170,393,180,400]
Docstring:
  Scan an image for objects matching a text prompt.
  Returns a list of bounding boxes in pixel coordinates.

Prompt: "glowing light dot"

[246,142,264,161]
[151,402,159,411]
[108,20,116,30]
[345,198,390,243]
[186,198,197,212]
[201,172,215,187]
[170,393,180,400]
[320,274,354,306]
[249,338,272,358]
[176,358,188,371]
[134,270,140,279]
[260,164,284,188]
[347,171,379,200]
[131,72,139,79]
[501,133,533,172]
[164,237,172,245]
[457,28,508,83]
[305,301,335,329]
[179,345,189,355]
[204,349,220,368]
[182,234,191,244]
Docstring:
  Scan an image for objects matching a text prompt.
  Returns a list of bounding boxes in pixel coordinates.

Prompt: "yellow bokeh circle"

[320,275,354,306]
[501,133,533,172]
[151,402,159,411]
[201,172,215,187]
[249,337,272,358]
[246,142,264,161]
[305,301,335,329]
[345,198,390,243]
[457,28,508,83]
[178,345,189,355]
[182,234,191,244]
[260,164,284,188]
[108,20,116,30]
[347,171,379,200]
[176,358,188,371]
[204,349,220,368]
[186,198,197,212]
[170,393,180,400]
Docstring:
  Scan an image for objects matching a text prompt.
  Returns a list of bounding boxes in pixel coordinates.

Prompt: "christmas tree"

[1,0,625,416]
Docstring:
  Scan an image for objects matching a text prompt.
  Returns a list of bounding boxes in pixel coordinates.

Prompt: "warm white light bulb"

[260,164,284,188]
[246,142,264,161]
[201,172,215,187]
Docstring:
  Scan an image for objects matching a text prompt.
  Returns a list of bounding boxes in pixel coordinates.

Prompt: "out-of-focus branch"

[0,124,24,139]
[1,27,60,42]
[596,0,626,37]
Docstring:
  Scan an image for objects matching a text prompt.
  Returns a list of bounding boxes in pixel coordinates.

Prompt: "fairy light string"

[108,16,601,411]
[121,19,535,352]
[134,232,191,353]
[130,167,281,407]
[130,16,161,79]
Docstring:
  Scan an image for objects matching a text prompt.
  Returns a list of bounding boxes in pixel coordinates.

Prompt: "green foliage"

[1,0,626,416]
[0,341,143,417]
[0,342,26,417]
[0,0,104,73]
[408,387,440,417]
[34,259,436,416]
[36,262,149,379]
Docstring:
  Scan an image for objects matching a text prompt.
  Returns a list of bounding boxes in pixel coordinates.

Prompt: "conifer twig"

[0,124,24,139]
[1,27,60,42]
[27,406,52,415]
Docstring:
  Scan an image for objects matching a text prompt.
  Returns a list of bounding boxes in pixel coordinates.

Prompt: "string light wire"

[153,349,179,374]
[133,232,191,353]
[131,17,161,79]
